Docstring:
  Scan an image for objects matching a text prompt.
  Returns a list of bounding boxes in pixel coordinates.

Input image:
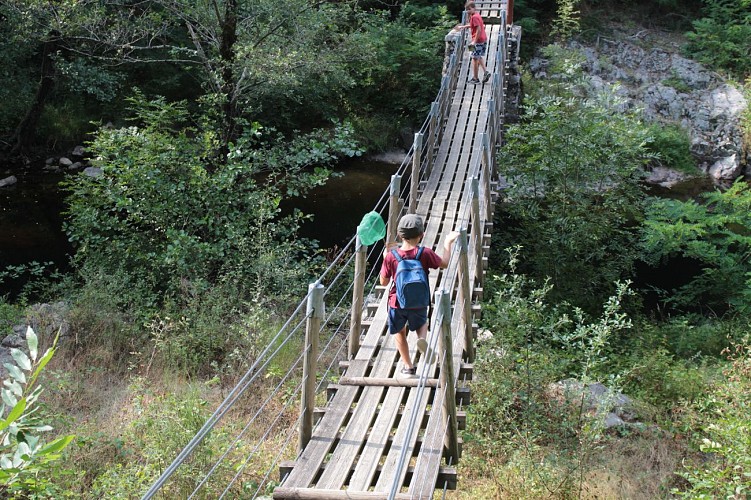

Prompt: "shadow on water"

[0,157,400,296]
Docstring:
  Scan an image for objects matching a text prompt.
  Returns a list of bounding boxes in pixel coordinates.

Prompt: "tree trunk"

[217,0,238,166]
[11,32,60,156]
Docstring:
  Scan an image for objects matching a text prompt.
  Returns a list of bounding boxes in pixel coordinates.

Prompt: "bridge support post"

[428,102,439,170]
[480,133,494,217]
[349,236,366,359]
[470,177,483,288]
[387,175,402,244]
[409,134,423,214]
[300,282,325,455]
[436,290,460,463]
[457,230,475,363]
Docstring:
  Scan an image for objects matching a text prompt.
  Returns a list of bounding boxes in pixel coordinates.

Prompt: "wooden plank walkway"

[274,4,509,499]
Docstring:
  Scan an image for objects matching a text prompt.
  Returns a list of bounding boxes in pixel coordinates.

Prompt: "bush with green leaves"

[674,336,751,498]
[498,83,652,310]
[470,251,635,496]
[64,94,362,311]
[1,327,74,497]
[646,123,697,174]
[684,0,751,78]
[641,180,751,314]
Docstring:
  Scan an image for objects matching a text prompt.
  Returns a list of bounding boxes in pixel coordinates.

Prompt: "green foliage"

[345,6,452,130]
[674,336,751,498]
[470,252,635,496]
[641,180,751,313]
[684,0,751,78]
[498,73,652,309]
[89,377,234,498]
[64,94,361,309]
[646,123,697,173]
[551,0,582,41]
[0,327,74,497]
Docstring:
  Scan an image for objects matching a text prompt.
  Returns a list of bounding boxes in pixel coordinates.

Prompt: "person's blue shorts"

[471,42,487,59]
[388,307,428,334]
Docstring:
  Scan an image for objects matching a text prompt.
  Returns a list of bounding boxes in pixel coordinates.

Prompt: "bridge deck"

[274,5,508,499]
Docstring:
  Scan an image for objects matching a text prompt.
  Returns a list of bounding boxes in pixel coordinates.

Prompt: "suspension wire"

[188,344,307,498]
[148,26,500,497]
[142,302,311,499]
[225,321,351,500]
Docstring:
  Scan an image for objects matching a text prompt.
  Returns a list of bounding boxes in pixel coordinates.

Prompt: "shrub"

[674,336,751,498]
[646,123,697,174]
[498,83,652,310]
[684,0,751,78]
[0,327,75,497]
[641,180,751,314]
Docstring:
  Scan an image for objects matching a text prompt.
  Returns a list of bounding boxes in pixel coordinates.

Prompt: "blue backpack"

[391,247,431,309]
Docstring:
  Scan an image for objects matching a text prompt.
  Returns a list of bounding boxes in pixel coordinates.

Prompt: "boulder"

[0,175,17,188]
[59,157,73,167]
[645,166,691,188]
[709,154,742,182]
[83,166,103,178]
[69,162,83,170]
[45,157,56,165]
[71,145,86,158]
[548,379,638,427]
[28,302,70,340]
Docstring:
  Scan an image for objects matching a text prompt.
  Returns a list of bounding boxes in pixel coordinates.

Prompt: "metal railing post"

[471,177,483,285]
[299,282,324,454]
[457,230,474,363]
[349,237,366,359]
[436,290,460,463]
[387,175,402,244]
[410,134,423,213]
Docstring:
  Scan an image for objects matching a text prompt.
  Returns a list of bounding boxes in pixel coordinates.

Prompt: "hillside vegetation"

[1,0,750,498]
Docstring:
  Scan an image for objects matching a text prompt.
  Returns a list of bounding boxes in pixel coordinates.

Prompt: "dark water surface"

[0,172,71,272]
[0,159,399,283]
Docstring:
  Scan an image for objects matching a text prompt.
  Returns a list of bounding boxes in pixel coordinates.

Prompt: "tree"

[2,0,175,155]
[498,86,652,310]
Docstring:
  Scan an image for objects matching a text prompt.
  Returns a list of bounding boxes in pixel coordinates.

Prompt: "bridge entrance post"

[436,290,460,463]
[349,237,367,359]
[299,282,325,455]
[457,230,475,363]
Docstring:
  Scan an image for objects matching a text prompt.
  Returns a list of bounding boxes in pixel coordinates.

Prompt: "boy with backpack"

[380,214,459,376]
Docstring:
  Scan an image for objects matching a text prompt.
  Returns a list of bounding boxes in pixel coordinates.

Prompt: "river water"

[0,159,400,291]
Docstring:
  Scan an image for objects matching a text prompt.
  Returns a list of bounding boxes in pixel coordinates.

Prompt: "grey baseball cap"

[398,214,425,239]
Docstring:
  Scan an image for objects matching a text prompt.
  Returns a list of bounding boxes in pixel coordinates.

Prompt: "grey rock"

[2,332,25,349]
[28,302,70,340]
[646,166,693,188]
[83,166,103,178]
[45,157,56,165]
[59,157,73,167]
[0,176,17,188]
[0,350,15,378]
[709,154,741,181]
[69,162,83,170]
[71,145,86,157]
[605,412,626,428]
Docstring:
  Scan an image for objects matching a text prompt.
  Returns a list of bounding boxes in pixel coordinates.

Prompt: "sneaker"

[400,366,417,377]
[417,338,428,355]
[469,78,480,84]
[482,72,491,83]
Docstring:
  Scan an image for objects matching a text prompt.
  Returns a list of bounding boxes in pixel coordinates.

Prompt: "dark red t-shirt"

[470,12,487,44]
[380,246,443,308]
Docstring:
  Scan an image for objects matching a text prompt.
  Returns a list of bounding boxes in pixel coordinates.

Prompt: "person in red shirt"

[459,1,490,84]
[380,214,459,376]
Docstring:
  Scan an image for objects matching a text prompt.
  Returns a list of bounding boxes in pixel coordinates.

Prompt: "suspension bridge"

[144,2,521,498]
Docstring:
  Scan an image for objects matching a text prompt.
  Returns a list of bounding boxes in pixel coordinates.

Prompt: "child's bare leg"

[415,323,429,340]
[394,328,412,369]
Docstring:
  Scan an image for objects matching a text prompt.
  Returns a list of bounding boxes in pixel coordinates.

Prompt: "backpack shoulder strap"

[391,249,402,262]
[415,246,424,260]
